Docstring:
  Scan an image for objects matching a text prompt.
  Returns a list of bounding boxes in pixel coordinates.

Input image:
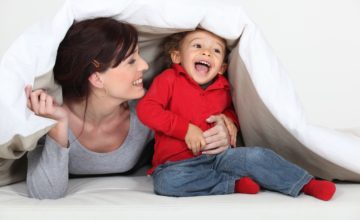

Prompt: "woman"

[25,17,232,199]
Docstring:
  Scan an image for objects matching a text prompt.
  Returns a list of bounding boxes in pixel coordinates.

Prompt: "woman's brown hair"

[53,17,138,101]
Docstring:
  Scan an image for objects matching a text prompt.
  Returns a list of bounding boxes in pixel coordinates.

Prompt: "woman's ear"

[218,63,228,75]
[88,73,104,88]
[170,50,181,64]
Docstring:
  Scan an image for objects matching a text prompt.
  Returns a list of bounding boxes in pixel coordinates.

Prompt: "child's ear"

[88,73,104,88]
[170,50,181,64]
[218,63,228,75]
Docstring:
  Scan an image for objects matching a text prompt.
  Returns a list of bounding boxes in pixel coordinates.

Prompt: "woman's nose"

[139,56,149,72]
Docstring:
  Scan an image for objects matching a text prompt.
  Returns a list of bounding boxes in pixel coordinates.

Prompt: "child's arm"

[137,72,190,140]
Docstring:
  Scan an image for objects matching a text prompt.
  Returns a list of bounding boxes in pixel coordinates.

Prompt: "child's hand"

[221,114,238,147]
[185,124,206,155]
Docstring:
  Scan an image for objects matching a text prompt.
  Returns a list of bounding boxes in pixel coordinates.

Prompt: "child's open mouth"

[194,60,211,75]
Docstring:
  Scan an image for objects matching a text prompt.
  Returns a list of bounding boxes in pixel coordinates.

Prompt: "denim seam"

[226,175,237,194]
[214,152,236,194]
[227,148,246,194]
[288,172,312,196]
[243,148,249,175]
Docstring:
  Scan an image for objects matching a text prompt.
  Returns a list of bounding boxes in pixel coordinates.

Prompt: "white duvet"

[0,0,359,181]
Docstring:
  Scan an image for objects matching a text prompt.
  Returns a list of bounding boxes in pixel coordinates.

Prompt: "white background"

[1,0,359,130]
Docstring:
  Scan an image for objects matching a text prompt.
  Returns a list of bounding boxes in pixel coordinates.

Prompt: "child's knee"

[153,168,184,196]
[246,146,276,162]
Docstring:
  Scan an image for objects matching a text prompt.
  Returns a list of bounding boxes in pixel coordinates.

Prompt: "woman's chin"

[134,89,146,99]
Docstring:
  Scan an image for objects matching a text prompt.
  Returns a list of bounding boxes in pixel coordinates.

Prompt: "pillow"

[1,0,359,186]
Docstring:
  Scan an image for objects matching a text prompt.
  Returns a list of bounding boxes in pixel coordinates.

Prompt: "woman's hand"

[201,115,230,155]
[25,85,67,121]
[220,114,238,147]
[25,85,69,147]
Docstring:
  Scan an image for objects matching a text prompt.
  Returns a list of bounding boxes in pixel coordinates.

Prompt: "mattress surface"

[0,172,359,220]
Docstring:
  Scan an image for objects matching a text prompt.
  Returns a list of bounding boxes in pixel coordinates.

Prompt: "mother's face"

[100,47,149,102]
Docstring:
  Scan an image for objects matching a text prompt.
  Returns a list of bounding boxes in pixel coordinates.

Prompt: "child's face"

[170,29,227,85]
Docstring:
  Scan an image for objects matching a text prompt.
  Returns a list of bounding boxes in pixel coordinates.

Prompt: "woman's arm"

[25,85,69,147]
[27,136,70,199]
[25,85,70,199]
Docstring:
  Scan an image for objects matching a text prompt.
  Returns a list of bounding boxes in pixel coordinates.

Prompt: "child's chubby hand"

[185,123,206,155]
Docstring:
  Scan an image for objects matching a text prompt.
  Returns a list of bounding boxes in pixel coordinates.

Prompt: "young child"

[137,29,336,200]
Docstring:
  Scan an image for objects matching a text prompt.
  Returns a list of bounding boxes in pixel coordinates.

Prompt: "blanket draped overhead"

[1,0,359,185]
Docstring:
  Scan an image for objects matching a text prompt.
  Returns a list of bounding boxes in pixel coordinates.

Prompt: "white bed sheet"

[0,171,359,220]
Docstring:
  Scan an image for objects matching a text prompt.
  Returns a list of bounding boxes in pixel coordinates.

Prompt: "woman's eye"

[128,59,136,64]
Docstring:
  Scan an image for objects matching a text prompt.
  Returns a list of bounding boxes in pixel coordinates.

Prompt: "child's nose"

[202,49,211,57]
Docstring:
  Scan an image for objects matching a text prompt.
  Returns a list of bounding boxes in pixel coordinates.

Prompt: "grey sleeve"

[26,135,70,199]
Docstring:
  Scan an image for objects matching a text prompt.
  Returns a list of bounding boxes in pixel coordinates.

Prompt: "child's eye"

[193,43,201,48]
[214,48,222,54]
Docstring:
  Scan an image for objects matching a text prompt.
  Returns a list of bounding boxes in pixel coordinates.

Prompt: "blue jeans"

[152,146,312,197]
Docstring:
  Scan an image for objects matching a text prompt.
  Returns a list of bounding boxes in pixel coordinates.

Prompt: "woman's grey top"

[26,102,153,199]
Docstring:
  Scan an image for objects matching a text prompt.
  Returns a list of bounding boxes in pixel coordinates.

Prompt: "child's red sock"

[302,179,336,201]
[235,177,260,194]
